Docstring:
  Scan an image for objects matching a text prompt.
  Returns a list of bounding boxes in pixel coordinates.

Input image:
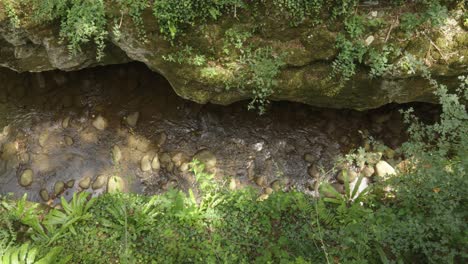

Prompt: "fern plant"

[0,243,70,264]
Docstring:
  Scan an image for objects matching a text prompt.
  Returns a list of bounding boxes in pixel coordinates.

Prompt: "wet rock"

[92,175,107,190]
[1,142,18,160]
[62,116,70,128]
[38,131,49,147]
[79,128,98,144]
[159,152,171,168]
[141,155,152,172]
[19,169,33,187]
[66,179,75,188]
[92,115,108,130]
[361,166,375,177]
[64,136,74,146]
[107,176,126,193]
[156,132,167,147]
[166,162,175,172]
[271,180,282,191]
[151,154,160,170]
[303,153,316,163]
[179,162,189,172]
[39,189,49,202]
[193,149,216,169]
[125,112,139,127]
[255,176,267,187]
[337,169,358,183]
[112,145,122,164]
[54,181,65,195]
[172,152,189,167]
[375,161,396,178]
[307,165,320,178]
[79,176,91,189]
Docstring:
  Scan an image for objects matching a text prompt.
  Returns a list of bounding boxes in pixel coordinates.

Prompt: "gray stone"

[64,136,74,146]
[375,161,396,178]
[141,155,152,172]
[62,116,70,128]
[54,181,65,195]
[66,179,75,188]
[125,112,139,127]
[39,189,49,202]
[19,169,33,187]
[361,166,375,177]
[107,176,126,193]
[79,176,91,189]
[92,175,107,190]
[308,165,320,178]
[193,149,216,169]
[38,131,49,147]
[92,115,107,130]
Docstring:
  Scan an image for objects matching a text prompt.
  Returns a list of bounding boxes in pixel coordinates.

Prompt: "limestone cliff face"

[0,5,466,109]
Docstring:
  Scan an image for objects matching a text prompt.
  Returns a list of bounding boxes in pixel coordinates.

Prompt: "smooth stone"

[365,35,374,46]
[337,169,358,183]
[308,165,320,178]
[39,189,49,202]
[141,155,152,172]
[54,181,65,195]
[156,132,167,146]
[271,180,282,191]
[64,136,74,146]
[2,142,18,160]
[361,166,375,177]
[66,179,75,188]
[19,169,33,187]
[79,176,91,189]
[265,187,274,195]
[151,154,160,170]
[229,178,237,190]
[38,131,49,147]
[303,153,315,163]
[112,145,122,164]
[375,161,396,178]
[179,162,189,172]
[255,176,267,187]
[257,194,269,201]
[107,176,126,193]
[20,152,30,163]
[92,175,107,190]
[127,135,151,152]
[159,152,171,167]
[92,115,107,130]
[193,149,216,169]
[172,152,189,167]
[166,162,175,172]
[125,112,139,127]
[62,117,70,128]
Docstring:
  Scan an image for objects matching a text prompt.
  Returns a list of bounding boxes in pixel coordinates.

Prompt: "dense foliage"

[1,0,464,113]
[0,76,466,263]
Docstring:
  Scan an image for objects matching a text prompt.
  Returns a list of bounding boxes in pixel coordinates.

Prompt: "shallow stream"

[0,63,439,204]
